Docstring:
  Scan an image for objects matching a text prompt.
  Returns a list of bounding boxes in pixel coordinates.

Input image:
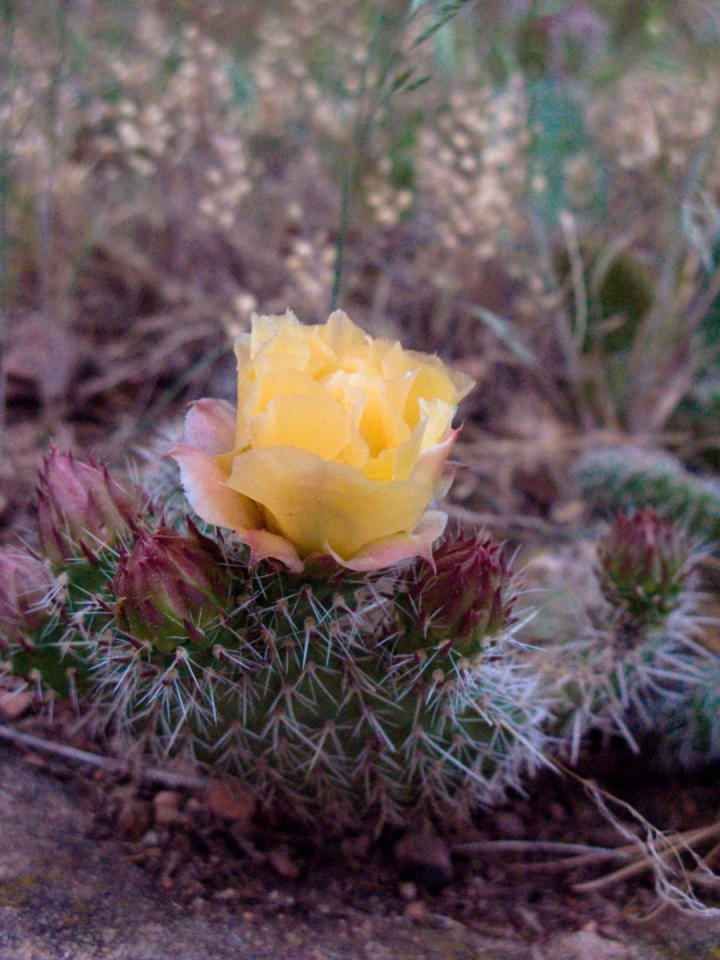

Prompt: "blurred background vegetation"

[2,0,720,551]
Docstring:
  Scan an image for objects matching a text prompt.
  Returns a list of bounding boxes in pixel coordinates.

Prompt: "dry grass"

[1,0,720,543]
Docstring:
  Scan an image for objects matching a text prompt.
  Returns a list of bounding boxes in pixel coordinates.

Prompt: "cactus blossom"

[596,509,694,623]
[169,310,474,572]
[113,525,229,652]
[37,446,142,567]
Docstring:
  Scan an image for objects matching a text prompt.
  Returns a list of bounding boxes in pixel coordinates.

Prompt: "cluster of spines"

[96,547,547,826]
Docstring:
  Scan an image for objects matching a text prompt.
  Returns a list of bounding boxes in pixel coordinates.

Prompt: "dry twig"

[0,722,208,791]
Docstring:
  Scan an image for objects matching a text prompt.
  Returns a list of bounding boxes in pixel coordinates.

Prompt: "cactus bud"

[0,548,58,648]
[596,509,693,623]
[413,532,516,654]
[36,446,143,567]
[113,525,228,652]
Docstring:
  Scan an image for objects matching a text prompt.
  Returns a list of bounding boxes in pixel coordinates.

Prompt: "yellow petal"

[327,509,447,571]
[346,372,410,457]
[249,309,299,356]
[241,528,304,573]
[225,447,434,559]
[363,419,424,483]
[249,394,353,461]
[417,396,455,449]
[362,448,395,483]
[245,369,326,416]
[182,398,237,456]
[409,427,459,491]
[322,309,370,358]
[401,363,458,428]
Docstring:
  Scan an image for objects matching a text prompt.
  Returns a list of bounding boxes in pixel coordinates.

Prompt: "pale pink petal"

[167,443,261,531]
[241,529,304,573]
[183,399,237,456]
[327,509,447,572]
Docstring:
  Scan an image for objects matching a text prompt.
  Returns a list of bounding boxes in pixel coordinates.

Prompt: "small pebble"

[494,811,525,838]
[153,790,181,826]
[394,831,453,889]
[214,887,239,901]
[117,796,151,839]
[0,689,33,720]
[399,882,417,901]
[404,900,428,922]
[268,848,300,879]
[204,780,256,824]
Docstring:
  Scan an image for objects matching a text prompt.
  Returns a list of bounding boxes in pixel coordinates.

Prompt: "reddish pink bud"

[36,446,143,566]
[113,524,228,652]
[596,509,693,622]
[413,532,516,653]
[0,548,58,647]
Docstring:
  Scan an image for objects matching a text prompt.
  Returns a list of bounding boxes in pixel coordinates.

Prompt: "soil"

[1,722,720,960]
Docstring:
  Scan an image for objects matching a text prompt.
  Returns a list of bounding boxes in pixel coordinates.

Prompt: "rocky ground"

[2,735,720,960]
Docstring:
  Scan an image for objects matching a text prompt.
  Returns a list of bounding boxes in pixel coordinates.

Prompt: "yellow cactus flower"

[169,310,474,572]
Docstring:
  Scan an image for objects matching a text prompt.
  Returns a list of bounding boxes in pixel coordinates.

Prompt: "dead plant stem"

[0,722,208,791]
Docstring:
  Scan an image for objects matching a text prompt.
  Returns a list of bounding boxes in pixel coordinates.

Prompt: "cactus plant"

[651,650,720,771]
[542,508,714,763]
[574,445,720,547]
[0,449,550,829]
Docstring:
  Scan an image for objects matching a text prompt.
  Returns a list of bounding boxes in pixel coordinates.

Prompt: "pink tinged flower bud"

[414,532,516,653]
[596,509,693,622]
[0,548,58,648]
[36,446,142,567]
[113,525,228,653]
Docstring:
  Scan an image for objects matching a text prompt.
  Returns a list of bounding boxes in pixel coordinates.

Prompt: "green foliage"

[554,241,654,355]
[385,107,424,191]
[669,220,720,464]
[527,78,591,226]
[224,55,254,108]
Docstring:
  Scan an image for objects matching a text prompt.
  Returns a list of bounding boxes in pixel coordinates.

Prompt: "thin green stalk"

[39,0,73,316]
[329,0,474,313]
